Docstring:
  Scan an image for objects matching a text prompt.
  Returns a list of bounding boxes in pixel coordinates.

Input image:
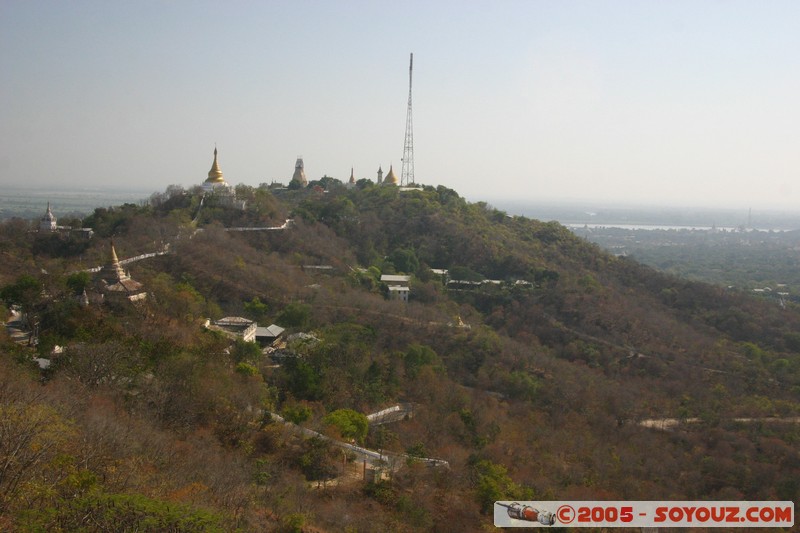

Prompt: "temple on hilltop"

[347,167,356,188]
[40,202,57,232]
[375,164,420,190]
[93,241,147,303]
[382,165,398,186]
[291,157,308,187]
[37,203,94,238]
[373,165,397,186]
[203,147,231,192]
[200,147,245,208]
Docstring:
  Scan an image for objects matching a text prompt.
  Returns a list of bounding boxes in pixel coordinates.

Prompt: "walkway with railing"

[269,404,449,470]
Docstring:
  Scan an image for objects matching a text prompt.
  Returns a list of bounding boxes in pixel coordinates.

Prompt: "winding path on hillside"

[366,403,414,425]
[79,218,293,272]
[639,417,800,431]
[268,404,449,471]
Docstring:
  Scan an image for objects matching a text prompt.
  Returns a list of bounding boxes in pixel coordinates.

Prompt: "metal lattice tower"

[401,53,415,186]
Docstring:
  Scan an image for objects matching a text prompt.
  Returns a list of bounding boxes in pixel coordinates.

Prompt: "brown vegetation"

[0,183,798,530]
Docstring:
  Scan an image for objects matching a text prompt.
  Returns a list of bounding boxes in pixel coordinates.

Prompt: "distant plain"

[1,187,151,220]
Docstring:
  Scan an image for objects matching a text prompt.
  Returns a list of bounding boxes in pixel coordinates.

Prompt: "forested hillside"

[1,183,798,532]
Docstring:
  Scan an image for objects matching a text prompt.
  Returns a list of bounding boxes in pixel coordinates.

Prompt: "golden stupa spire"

[110,240,119,265]
[383,164,398,186]
[102,240,128,282]
[206,145,225,184]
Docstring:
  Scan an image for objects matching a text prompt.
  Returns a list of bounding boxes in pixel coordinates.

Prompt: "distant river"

[566,223,797,232]
[566,223,740,231]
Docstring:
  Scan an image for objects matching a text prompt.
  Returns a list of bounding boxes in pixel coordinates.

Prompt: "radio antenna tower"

[401,53,415,186]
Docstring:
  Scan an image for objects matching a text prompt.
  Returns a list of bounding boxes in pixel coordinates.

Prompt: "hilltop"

[1,182,798,531]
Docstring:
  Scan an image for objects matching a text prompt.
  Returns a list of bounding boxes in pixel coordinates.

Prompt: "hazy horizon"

[8,182,800,215]
[3,1,800,209]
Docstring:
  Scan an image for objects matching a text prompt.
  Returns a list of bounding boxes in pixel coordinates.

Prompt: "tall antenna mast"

[401,53,415,186]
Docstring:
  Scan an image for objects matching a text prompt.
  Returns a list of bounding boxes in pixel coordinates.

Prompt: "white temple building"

[37,203,93,238]
[40,202,57,232]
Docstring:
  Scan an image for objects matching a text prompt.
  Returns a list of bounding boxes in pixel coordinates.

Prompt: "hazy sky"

[2,1,799,209]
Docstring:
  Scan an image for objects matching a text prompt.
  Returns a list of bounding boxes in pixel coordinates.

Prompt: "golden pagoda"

[383,165,398,186]
[95,241,146,303]
[203,147,229,191]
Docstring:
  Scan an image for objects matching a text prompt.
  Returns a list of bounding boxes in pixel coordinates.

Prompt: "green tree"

[406,441,428,458]
[505,371,540,402]
[282,402,312,424]
[449,265,484,281]
[389,248,419,274]
[230,338,261,363]
[82,203,147,238]
[0,274,44,331]
[235,361,259,376]
[296,437,337,482]
[65,271,90,295]
[275,303,311,329]
[21,492,226,531]
[282,358,322,401]
[323,408,369,444]
[473,459,533,514]
[278,513,307,533]
[243,296,269,322]
[403,344,440,379]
